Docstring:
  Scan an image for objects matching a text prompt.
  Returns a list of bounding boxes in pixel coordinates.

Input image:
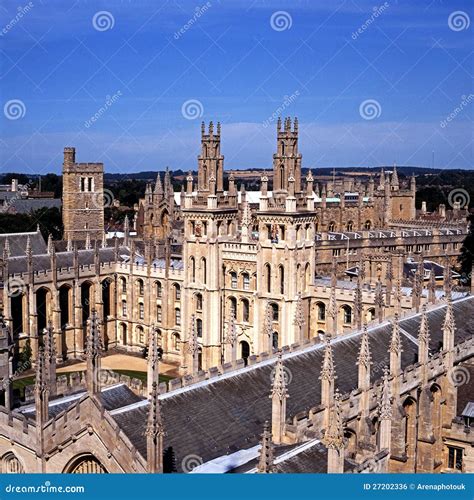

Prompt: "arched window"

[328,222,336,232]
[156,281,162,298]
[272,332,279,349]
[175,308,181,326]
[271,303,279,322]
[174,284,181,301]
[346,221,353,231]
[365,220,372,230]
[230,272,237,289]
[242,298,250,322]
[240,341,250,365]
[367,308,376,322]
[139,302,144,320]
[195,293,203,311]
[342,305,352,324]
[317,302,326,321]
[136,326,144,345]
[264,263,272,293]
[196,319,203,338]
[1,453,24,473]
[121,300,127,317]
[65,454,107,474]
[190,257,196,282]
[242,273,250,290]
[136,279,144,296]
[278,265,285,294]
[172,332,180,351]
[156,305,162,323]
[201,257,207,284]
[120,277,127,294]
[229,297,237,317]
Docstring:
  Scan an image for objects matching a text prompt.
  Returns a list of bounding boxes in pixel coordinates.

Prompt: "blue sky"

[0,0,472,175]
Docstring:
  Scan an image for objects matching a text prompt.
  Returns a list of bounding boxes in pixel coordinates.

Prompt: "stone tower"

[62,147,105,242]
[197,121,224,195]
[272,117,302,197]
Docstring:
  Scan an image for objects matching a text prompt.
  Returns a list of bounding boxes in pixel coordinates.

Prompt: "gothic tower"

[62,147,105,242]
[272,117,302,197]
[197,121,224,196]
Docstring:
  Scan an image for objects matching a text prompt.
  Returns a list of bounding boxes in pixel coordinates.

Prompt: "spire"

[85,231,91,251]
[271,352,288,401]
[391,163,399,189]
[443,257,452,298]
[43,321,57,396]
[187,314,199,375]
[256,421,274,473]
[270,352,288,444]
[353,275,363,330]
[293,293,304,342]
[66,232,73,252]
[379,367,392,421]
[86,309,102,395]
[35,346,49,424]
[47,234,53,255]
[123,215,130,246]
[379,169,385,189]
[375,278,384,322]
[147,325,160,395]
[428,266,436,303]
[323,390,344,450]
[264,302,274,352]
[145,382,164,473]
[357,325,372,369]
[442,296,456,370]
[418,304,430,353]
[320,338,335,381]
[225,310,237,364]
[154,173,163,195]
[389,313,402,355]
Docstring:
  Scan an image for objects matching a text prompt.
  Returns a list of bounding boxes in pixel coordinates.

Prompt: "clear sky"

[0,0,472,175]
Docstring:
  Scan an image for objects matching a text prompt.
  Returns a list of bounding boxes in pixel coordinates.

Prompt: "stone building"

[62,147,104,242]
[0,118,472,474]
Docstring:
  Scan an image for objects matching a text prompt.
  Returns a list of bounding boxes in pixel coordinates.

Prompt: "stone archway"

[64,454,107,474]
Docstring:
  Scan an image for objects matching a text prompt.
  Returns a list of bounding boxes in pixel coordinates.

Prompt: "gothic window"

[174,284,181,301]
[346,221,353,231]
[342,305,352,324]
[139,302,144,320]
[242,299,250,322]
[367,308,376,322]
[230,272,237,289]
[240,341,250,365]
[2,453,24,473]
[271,303,279,322]
[195,293,203,311]
[122,300,127,317]
[66,455,107,474]
[175,308,181,326]
[201,257,207,284]
[120,277,127,294]
[80,177,85,192]
[328,222,336,232]
[272,332,279,349]
[156,281,162,298]
[448,447,463,471]
[229,297,237,317]
[242,273,250,290]
[196,319,203,338]
[136,326,144,345]
[172,332,180,351]
[88,177,93,192]
[317,302,326,321]
[364,220,372,230]
[137,279,144,296]
[278,265,285,294]
[264,263,271,293]
[157,305,162,323]
[190,257,196,282]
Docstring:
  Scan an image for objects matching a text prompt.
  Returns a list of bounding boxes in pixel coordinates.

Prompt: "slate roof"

[0,231,47,257]
[111,296,474,472]
[5,198,61,214]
